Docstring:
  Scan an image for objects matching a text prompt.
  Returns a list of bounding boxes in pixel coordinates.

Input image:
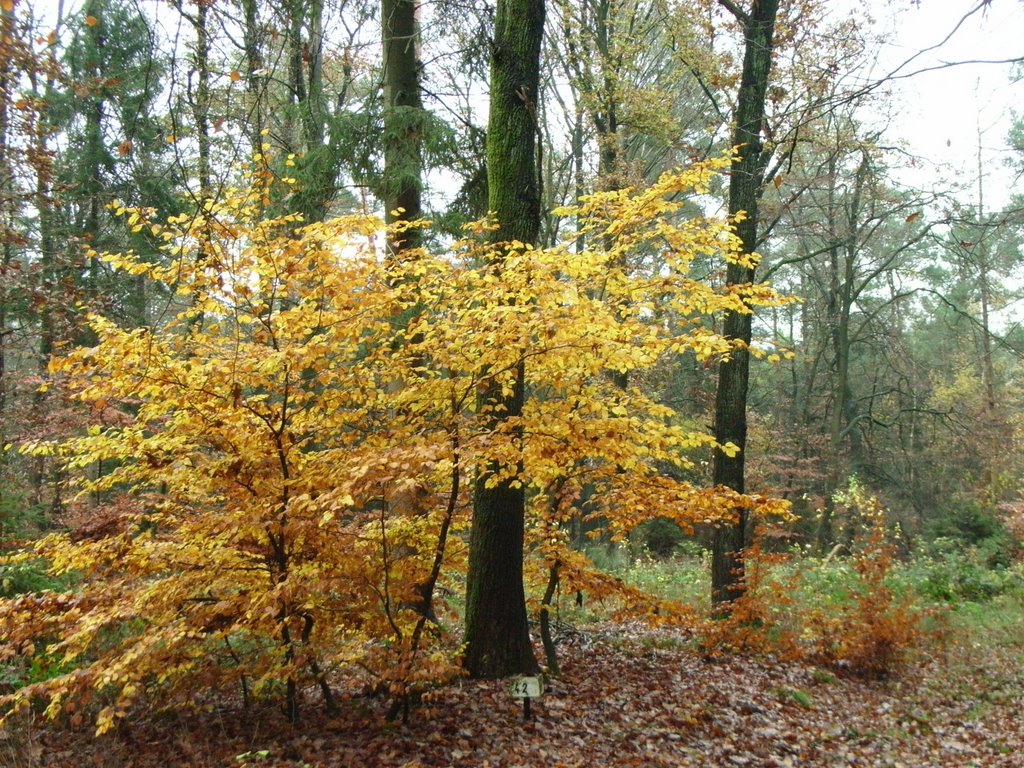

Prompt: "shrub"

[0,490,45,543]
[927,498,1016,566]
[631,518,686,557]
[701,484,937,678]
[909,539,1023,604]
[0,559,68,597]
[698,536,802,659]
[804,485,931,677]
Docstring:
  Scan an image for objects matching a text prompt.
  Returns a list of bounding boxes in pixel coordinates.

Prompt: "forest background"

[1,0,1024,762]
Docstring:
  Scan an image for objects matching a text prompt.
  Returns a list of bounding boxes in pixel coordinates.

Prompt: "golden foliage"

[2,156,791,731]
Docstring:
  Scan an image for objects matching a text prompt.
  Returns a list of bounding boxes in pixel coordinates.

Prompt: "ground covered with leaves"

[5,620,1022,768]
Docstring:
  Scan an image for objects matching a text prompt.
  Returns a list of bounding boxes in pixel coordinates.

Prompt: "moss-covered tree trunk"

[711,0,779,607]
[463,0,545,680]
[382,0,423,254]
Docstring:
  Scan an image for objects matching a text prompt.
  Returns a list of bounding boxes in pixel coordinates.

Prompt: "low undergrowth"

[593,495,1023,681]
[4,481,1022,759]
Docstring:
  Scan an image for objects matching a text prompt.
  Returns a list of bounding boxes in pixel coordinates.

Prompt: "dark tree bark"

[593,0,621,191]
[711,0,780,607]
[463,0,545,680]
[381,0,423,254]
[190,0,212,207]
[242,0,265,146]
[286,0,333,221]
[82,0,105,298]
[28,62,59,511]
[539,560,560,675]
[818,150,868,552]
[0,1,13,439]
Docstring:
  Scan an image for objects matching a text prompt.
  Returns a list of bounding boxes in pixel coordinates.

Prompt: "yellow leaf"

[17,152,795,732]
[85,14,98,26]
[117,139,131,156]
[1,0,14,11]
[229,70,240,82]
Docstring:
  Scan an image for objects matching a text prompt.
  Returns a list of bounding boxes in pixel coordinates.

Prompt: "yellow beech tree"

[1,155,788,733]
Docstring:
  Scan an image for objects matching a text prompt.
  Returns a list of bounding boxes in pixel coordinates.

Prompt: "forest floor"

[4,620,1023,768]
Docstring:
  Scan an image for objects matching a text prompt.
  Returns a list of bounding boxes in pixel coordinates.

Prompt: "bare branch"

[716,0,748,24]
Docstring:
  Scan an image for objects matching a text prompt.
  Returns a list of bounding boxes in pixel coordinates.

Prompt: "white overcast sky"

[832,0,1024,210]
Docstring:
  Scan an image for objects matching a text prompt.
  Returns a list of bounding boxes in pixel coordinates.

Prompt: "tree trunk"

[282,0,331,221]
[83,0,105,301]
[0,1,14,489]
[710,0,779,607]
[540,561,560,675]
[29,70,57,510]
[191,0,212,207]
[303,0,325,151]
[975,119,997,501]
[594,0,621,191]
[463,0,545,680]
[817,152,843,551]
[818,149,868,551]
[381,0,423,254]
[242,0,265,150]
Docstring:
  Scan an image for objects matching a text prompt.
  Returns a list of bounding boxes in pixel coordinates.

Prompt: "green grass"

[579,543,1024,656]
[772,686,814,708]
[614,554,710,608]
